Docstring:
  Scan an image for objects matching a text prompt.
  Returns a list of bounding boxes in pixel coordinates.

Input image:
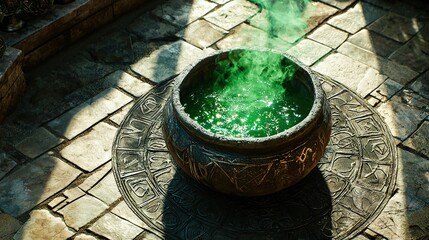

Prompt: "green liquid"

[182,51,314,138]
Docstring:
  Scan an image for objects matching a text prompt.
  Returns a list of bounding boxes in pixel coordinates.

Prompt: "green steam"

[183,50,313,138]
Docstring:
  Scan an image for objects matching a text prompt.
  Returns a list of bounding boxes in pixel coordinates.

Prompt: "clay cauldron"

[162,49,331,196]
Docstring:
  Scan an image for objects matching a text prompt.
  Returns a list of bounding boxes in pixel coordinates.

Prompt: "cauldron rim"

[171,48,325,151]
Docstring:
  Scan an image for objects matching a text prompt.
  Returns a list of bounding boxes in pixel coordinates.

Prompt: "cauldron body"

[162,49,331,196]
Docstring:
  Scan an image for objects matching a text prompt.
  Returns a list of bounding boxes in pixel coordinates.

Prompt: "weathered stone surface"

[110,103,133,126]
[60,122,117,172]
[210,0,230,4]
[286,39,331,66]
[308,24,348,49]
[87,31,135,66]
[376,98,427,140]
[328,2,386,34]
[48,88,132,140]
[348,29,402,58]
[111,201,150,230]
[0,155,81,217]
[390,36,429,73]
[369,149,429,239]
[176,20,228,49]
[249,2,337,44]
[152,0,217,27]
[312,53,387,97]
[0,213,21,240]
[410,69,429,99]
[204,0,259,30]
[14,127,63,159]
[13,209,74,240]
[351,234,371,240]
[89,213,142,240]
[392,89,429,114]
[131,41,206,83]
[58,195,108,231]
[371,79,403,102]
[73,233,99,240]
[216,24,291,51]
[48,196,66,209]
[319,0,357,9]
[104,70,153,98]
[0,153,17,180]
[79,162,111,192]
[403,121,429,158]
[365,95,380,107]
[338,41,418,85]
[127,13,178,41]
[88,172,121,205]
[368,12,423,43]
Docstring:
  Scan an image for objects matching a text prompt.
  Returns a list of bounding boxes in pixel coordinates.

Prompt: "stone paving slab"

[78,162,111,192]
[176,19,228,49]
[103,70,154,98]
[328,2,386,34]
[370,79,403,102]
[403,121,429,158]
[88,172,121,205]
[0,154,81,217]
[204,0,259,30]
[308,24,349,49]
[347,29,402,58]
[389,36,429,73]
[312,52,387,97]
[0,213,21,240]
[152,0,217,27]
[13,209,74,240]
[14,127,64,159]
[88,212,143,240]
[60,122,117,172]
[410,71,429,99]
[48,87,132,140]
[319,0,357,10]
[286,38,331,66]
[0,153,17,180]
[338,41,418,85]
[131,40,207,83]
[58,195,108,231]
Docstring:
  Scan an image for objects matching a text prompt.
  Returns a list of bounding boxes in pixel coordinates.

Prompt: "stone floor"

[0,0,428,239]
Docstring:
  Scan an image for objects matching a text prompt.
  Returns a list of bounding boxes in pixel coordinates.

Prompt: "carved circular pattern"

[112,74,397,239]
[22,0,53,15]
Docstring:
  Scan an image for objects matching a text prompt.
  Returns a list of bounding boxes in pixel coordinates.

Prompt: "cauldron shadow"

[162,166,333,240]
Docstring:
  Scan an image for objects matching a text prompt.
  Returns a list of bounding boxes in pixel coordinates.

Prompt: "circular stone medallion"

[112,74,397,240]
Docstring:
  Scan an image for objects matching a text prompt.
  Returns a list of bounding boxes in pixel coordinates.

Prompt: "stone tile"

[14,209,74,240]
[410,70,429,99]
[48,88,132,140]
[131,41,206,83]
[369,149,429,239]
[152,0,217,27]
[249,2,337,44]
[286,39,331,66]
[308,24,348,49]
[111,201,150,230]
[78,162,111,192]
[312,53,387,97]
[319,0,357,10]
[58,195,108,231]
[390,36,429,73]
[64,187,86,203]
[0,213,21,240]
[104,71,153,98]
[87,31,135,66]
[338,41,418,85]
[0,154,81,217]
[48,196,66,209]
[204,0,259,30]
[127,13,177,41]
[14,127,63,159]
[368,12,424,43]
[88,172,121,205]
[392,89,429,114]
[110,103,133,126]
[60,122,117,172]
[366,95,380,107]
[176,20,228,49]
[0,153,17,179]
[210,0,230,4]
[376,98,427,140]
[351,234,371,240]
[89,213,142,240]
[371,79,403,102]
[328,2,386,34]
[403,121,429,158]
[74,233,99,240]
[348,29,402,58]
[216,24,291,51]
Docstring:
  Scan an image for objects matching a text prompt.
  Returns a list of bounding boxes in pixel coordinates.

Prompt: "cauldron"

[162,49,331,196]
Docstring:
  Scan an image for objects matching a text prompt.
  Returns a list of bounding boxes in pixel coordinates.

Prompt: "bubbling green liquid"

[182,51,314,138]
